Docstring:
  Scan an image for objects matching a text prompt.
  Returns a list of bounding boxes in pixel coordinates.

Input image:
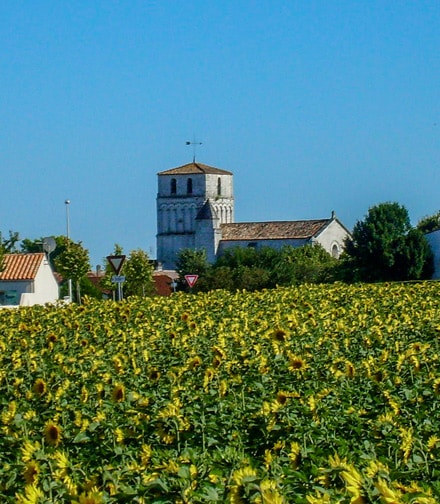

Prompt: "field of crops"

[1,282,440,503]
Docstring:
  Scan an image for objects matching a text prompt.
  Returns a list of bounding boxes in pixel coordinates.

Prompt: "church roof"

[158,162,232,176]
[0,253,45,281]
[220,219,332,241]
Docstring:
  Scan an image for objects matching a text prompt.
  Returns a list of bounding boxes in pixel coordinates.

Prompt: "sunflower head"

[44,421,62,447]
[111,384,125,402]
[23,461,40,484]
[272,328,288,343]
[33,378,47,396]
[288,354,307,372]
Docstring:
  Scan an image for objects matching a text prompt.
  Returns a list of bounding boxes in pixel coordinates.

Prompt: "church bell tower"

[156,161,234,269]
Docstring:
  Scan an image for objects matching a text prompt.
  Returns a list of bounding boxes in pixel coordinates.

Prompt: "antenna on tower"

[186,137,202,163]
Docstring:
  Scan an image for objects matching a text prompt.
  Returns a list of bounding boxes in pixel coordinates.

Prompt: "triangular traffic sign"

[107,255,126,275]
[185,274,199,288]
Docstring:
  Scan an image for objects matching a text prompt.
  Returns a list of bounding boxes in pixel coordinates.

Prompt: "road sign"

[107,255,126,275]
[111,275,126,283]
[185,274,199,288]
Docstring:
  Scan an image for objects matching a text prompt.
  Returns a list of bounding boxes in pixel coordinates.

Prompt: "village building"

[0,253,59,306]
[156,161,351,270]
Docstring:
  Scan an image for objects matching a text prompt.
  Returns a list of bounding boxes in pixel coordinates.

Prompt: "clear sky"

[1,1,439,268]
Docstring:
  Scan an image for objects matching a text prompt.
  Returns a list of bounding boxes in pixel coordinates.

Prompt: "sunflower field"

[1,282,440,503]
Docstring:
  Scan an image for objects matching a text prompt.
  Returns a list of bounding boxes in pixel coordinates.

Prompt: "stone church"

[156,161,351,270]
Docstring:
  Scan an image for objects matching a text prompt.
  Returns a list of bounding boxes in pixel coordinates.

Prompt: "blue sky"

[1,1,439,267]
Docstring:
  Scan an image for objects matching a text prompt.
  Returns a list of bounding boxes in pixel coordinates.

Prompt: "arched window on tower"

[217,177,222,196]
[187,178,193,194]
[170,178,177,195]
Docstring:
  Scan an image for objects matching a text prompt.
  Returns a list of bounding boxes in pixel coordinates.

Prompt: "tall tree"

[55,240,91,303]
[0,231,20,253]
[344,202,433,282]
[124,249,155,297]
[0,230,20,274]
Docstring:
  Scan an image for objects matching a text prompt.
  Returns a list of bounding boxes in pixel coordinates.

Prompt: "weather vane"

[186,137,202,163]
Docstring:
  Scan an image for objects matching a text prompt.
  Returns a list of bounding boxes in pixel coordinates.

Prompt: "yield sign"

[107,255,126,275]
[185,274,199,288]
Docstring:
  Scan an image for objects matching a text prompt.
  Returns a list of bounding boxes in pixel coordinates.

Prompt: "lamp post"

[65,199,73,302]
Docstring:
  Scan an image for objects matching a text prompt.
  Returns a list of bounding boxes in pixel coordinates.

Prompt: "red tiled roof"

[158,162,232,176]
[0,253,45,280]
[220,220,331,241]
[153,270,178,296]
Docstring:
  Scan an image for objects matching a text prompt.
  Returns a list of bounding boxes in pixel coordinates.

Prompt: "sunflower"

[47,333,58,344]
[229,466,258,503]
[272,328,288,343]
[287,354,307,373]
[15,484,44,504]
[44,421,62,447]
[257,479,286,504]
[23,461,40,484]
[148,368,161,381]
[432,377,440,395]
[72,492,104,504]
[111,384,125,402]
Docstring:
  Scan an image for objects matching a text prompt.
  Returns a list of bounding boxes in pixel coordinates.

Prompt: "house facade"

[156,161,351,269]
[0,253,59,306]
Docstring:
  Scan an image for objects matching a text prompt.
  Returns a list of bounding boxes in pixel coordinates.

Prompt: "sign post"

[107,255,126,300]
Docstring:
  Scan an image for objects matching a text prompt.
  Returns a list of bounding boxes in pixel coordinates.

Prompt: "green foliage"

[175,249,210,291]
[211,244,337,291]
[273,244,338,285]
[417,210,440,233]
[123,249,155,297]
[0,231,30,274]
[55,240,91,302]
[344,202,433,282]
[0,230,20,253]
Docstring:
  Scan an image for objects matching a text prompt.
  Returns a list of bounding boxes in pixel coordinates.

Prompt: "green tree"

[344,202,433,282]
[55,240,91,303]
[0,231,20,253]
[175,249,210,292]
[417,210,440,234]
[124,249,155,297]
[273,244,338,286]
[0,230,20,274]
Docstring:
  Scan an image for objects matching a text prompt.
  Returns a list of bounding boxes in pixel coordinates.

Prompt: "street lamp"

[65,199,73,302]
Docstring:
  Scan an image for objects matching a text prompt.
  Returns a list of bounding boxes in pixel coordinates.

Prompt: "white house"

[156,161,352,269]
[0,253,59,306]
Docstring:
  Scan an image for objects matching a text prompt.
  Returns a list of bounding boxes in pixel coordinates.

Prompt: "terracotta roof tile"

[0,253,45,280]
[220,220,331,241]
[158,162,232,176]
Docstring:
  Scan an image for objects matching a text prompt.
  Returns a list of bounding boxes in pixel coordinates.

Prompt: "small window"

[187,178,193,194]
[331,243,339,259]
[217,177,222,196]
[170,178,177,194]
